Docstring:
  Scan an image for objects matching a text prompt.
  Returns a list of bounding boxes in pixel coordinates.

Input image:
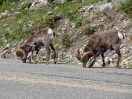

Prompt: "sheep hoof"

[28,61,31,63]
[53,60,57,64]
[46,61,50,64]
[88,64,93,68]
[102,65,106,68]
[34,60,38,64]
[116,66,120,69]
[88,66,93,68]
[28,59,31,63]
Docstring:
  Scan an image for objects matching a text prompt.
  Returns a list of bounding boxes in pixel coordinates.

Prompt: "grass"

[0,0,17,13]
[119,0,132,18]
[84,26,94,35]
[0,0,102,47]
[61,32,72,47]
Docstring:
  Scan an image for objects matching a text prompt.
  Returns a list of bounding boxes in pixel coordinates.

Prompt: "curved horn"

[75,49,81,60]
[81,51,95,62]
[81,51,95,68]
[16,49,26,59]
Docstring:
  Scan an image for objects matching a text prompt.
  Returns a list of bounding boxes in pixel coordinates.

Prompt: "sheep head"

[75,49,95,68]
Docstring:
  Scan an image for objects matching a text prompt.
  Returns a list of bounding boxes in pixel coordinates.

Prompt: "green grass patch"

[0,0,102,48]
[119,0,132,18]
[61,32,72,47]
[0,0,17,13]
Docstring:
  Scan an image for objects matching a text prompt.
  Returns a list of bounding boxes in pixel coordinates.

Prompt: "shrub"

[119,0,132,18]
[44,16,55,28]
[3,29,10,40]
[107,0,112,2]
[14,12,22,20]
[75,18,82,28]
[0,0,17,13]
[61,32,72,47]
[84,27,93,35]
[21,2,30,10]
[21,9,29,15]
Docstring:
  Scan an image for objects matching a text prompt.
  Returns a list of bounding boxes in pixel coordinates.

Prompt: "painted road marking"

[0,75,132,93]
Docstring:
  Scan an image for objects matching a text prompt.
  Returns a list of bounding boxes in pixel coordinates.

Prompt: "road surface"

[0,58,132,99]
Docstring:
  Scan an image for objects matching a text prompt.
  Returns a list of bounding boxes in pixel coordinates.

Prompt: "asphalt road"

[0,58,132,99]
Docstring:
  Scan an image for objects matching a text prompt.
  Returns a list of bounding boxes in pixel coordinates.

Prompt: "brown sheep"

[16,28,56,64]
[75,29,124,68]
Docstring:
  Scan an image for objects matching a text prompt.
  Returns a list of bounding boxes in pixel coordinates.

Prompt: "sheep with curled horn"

[16,28,57,64]
[75,29,124,68]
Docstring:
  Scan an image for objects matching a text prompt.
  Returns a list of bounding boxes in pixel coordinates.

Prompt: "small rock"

[48,11,53,15]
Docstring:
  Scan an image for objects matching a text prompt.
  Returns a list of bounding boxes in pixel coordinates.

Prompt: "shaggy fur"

[16,28,56,64]
[76,29,124,68]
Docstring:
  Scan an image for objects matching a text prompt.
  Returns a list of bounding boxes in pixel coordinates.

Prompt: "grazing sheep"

[75,29,124,68]
[16,28,56,64]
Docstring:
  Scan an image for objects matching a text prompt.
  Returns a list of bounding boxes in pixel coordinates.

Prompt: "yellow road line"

[0,75,132,93]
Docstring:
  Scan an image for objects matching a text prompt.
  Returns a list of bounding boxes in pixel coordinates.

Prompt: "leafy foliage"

[61,32,72,47]
[0,0,102,47]
[119,0,132,18]
[0,0,17,13]
[75,18,82,28]
[84,27,94,35]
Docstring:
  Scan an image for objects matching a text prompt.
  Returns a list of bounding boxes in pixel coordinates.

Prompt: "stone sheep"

[75,29,124,68]
[16,28,56,64]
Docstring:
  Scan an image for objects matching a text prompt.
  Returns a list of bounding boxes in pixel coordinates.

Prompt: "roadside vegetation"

[0,0,102,47]
[0,0,131,47]
[119,0,132,18]
[0,0,132,68]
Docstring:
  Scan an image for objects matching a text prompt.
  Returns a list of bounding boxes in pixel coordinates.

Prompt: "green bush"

[45,16,54,27]
[21,2,30,10]
[3,29,10,40]
[119,0,132,18]
[84,27,93,35]
[107,0,112,2]
[61,32,72,47]
[0,0,17,13]
[75,18,82,28]
[0,14,8,20]
[14,12,22,20]
[21,9,29,15]
[0,0,103,48]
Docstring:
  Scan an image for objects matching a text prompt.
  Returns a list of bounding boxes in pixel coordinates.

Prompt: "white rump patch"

[118,32,124,40]
[48,28,53,39]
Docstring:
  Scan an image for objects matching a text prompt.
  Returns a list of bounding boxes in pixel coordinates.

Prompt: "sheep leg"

[46,46,51,64]
[49,43,56,64]
[115,49,121,68]
[28,47,35,63]
[82,62,87,68]
[101,53,106,67]
[34,49,39,64]
[28,51,33,63]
